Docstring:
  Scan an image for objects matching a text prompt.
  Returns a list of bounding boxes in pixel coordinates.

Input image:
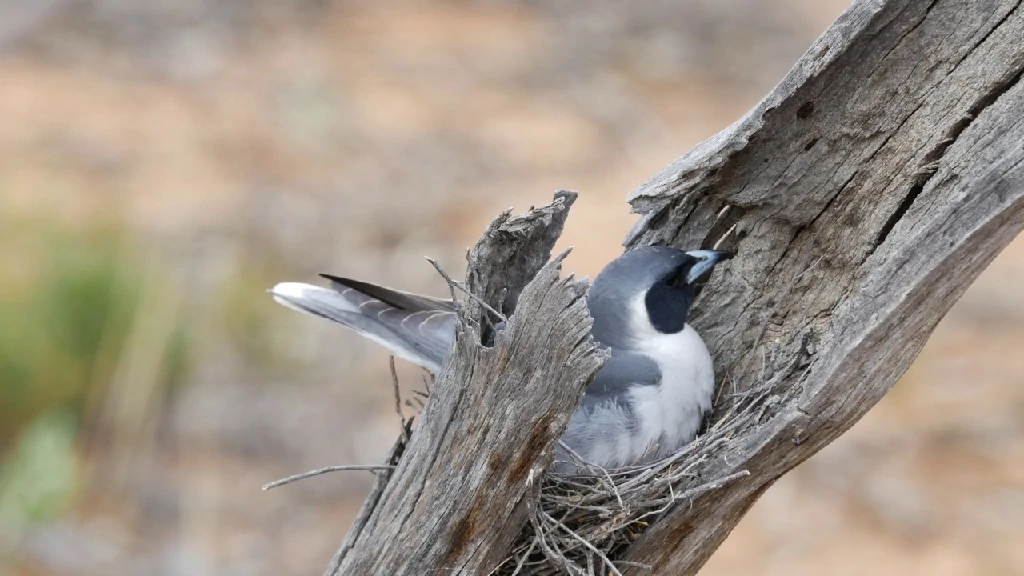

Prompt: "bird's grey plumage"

[271,246,732,475]
[272,277,456,372]
[321,274,457,314]
[587,247,697,349]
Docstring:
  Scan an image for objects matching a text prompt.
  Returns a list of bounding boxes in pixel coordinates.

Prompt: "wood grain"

[621,0,1024,572]
[327,0,1024,573]
[332,193,608,575]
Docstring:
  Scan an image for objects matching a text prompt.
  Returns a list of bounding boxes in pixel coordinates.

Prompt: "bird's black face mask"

[645,250,733,334]
[645,263,697,334]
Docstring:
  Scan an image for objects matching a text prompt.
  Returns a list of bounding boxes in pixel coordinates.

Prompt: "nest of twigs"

[279,343,798,576]
[489,365,794,576]
[487,255,821,575]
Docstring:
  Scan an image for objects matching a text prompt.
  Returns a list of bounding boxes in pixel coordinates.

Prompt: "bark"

[327,0,1024,573]
[332,192,610,575]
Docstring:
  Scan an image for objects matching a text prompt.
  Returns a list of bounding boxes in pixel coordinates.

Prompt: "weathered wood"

[620,0,1024,572]
[465,190,577,338]
[324,0,1024,574]
[332,193,608,575]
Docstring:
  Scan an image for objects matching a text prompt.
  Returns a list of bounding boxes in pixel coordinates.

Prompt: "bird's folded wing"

[582,350,661,402]
[556,351,661,472]
[271,277,456,372]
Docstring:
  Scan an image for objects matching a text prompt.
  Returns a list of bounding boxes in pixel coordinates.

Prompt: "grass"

[0,218,192,526]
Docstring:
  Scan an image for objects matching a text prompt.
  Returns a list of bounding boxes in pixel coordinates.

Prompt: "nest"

[490,365,795,576]
[491,259,822,574]
[293,334,803,576]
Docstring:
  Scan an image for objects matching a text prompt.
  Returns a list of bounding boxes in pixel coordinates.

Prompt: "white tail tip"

[270,282,322,315]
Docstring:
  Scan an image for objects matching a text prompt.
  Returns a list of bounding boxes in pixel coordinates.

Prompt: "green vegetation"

[0,220,192,525]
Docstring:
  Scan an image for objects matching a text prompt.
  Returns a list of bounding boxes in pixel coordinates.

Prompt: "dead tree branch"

[319,0,1024,573]
[620,0,1024,572]
[332,193,609,574]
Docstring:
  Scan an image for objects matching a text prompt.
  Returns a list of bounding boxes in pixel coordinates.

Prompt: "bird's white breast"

[626,295,714,462]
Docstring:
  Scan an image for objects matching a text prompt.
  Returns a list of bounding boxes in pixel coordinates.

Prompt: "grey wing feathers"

[271,278,456,372]
[556,351,661,474]
[582,350,660,401]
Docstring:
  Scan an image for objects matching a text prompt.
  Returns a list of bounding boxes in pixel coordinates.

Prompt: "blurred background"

[0,0,1021,574]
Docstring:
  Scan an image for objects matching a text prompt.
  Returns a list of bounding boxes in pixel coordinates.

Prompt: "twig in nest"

[540,511,623,576]
[506,539,538,576]
[390,356,409,442]
[262,465,395,490]
[426,257,508,324]
[557,441,626,512]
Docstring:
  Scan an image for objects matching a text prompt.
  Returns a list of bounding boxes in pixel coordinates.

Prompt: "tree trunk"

[326,0,1024,573]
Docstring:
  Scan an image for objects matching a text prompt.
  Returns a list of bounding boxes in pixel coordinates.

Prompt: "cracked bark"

[621,0,1024,572]
[325,0,1024,574]
[330,192,610,575]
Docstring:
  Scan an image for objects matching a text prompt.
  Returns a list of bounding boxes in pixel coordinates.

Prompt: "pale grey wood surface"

[326,0,1024,573]
[620,0,1024,572]
[332,192,609,574]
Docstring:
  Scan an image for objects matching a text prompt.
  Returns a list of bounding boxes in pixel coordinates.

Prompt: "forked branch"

[320,0,1024,574]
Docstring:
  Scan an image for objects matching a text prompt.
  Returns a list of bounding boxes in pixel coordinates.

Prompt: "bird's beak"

[684,250,735,284]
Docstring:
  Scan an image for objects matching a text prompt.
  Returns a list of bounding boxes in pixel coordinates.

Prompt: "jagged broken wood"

[330,192,609,574]
[323,0,1024,574]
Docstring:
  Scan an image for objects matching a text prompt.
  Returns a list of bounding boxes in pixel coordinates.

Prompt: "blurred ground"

[0,1,1021,575]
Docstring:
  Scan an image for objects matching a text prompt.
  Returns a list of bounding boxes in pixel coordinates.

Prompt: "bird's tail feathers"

[270,280,455,372]
[271,282,358,318]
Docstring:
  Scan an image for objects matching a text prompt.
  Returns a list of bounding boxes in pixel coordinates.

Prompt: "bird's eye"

[665,267,687,288]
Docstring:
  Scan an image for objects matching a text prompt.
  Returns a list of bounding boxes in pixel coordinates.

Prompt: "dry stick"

[539,515,586,576]
[262,464,396,490]
[507,539,539,576]
[528,501,572,574]
[558,441,625,511]
[540,510,624,576]
[389,355,409,442]
[426,257,508,324]
[711,221,740,251]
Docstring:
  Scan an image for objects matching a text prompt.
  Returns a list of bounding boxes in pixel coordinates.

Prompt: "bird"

[270,246,733,474]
